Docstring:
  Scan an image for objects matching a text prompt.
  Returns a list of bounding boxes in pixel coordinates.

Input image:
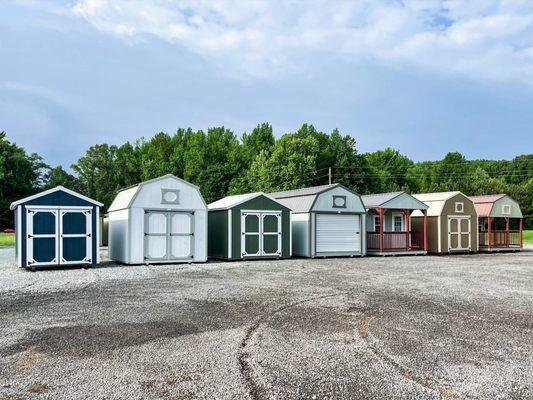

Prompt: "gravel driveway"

[0,248,532,399]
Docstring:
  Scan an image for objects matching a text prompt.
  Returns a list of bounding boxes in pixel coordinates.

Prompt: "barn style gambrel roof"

[469,194,523,218]
[108,174,205,212]
[270,183,363,213]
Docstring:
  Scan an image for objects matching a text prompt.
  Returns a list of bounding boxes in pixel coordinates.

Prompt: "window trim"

[501,204,511,215]
[161,189,180,205]
[373,215,381,232]
[455,202,464,213]
[392,212,405,232]
[332,195,347,209]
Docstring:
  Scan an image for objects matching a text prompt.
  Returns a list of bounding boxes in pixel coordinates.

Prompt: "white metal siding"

[315,214,360,254]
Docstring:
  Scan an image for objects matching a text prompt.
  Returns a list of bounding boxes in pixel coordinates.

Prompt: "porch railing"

[479,230,521,248]
[367,232,418,251]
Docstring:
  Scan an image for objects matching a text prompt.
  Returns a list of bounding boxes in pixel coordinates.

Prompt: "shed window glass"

[332,195,346,208]
[502,205,511,214]
[393,214,404,232]
[455,202,464,213]
[373,215,380,232]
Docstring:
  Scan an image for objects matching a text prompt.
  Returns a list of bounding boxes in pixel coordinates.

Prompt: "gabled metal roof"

[208,192,285,210]
[362,191,429,210]
[10,186,103,210]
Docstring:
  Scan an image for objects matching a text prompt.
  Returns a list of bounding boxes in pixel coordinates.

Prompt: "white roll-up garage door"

[315,214,360,254]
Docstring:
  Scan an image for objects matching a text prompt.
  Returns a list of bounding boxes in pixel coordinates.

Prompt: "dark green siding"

[231,195,291,259]
[208,210,228,258]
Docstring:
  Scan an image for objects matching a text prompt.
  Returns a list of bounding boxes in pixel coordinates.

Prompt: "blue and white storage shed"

[10,186,103,269]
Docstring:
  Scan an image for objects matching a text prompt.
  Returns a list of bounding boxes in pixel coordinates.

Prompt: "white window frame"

[373,215,381,232]
[392,212,405,232]
[501,205,511,215]
[455,202,464,213]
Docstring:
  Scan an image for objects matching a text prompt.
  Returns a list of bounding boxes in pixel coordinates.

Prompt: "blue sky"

[1,0,532,168]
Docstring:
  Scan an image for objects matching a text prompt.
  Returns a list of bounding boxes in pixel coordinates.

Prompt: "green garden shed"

[207,192,292,260]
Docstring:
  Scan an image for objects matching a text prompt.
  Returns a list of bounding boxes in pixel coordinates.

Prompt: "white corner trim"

[228,209,232,259]
[16,206,22,267]
[437,215,442,253]
[96,206,100,264]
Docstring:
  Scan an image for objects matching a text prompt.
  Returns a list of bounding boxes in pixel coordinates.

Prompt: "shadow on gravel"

[1,321,200,357]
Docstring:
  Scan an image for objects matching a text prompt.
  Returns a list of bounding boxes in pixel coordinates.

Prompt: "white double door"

[448,216,471,251]
[241,211,282,257]
[144,211,194,261]
[26,207,93,267]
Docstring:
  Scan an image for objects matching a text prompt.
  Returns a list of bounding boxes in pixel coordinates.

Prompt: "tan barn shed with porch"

[469,194,523,252]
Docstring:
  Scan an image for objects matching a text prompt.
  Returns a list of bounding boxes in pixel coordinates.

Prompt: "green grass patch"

[0,233,15,247]
[523,230,533,245]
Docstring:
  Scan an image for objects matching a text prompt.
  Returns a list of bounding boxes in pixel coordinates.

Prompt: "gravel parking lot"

[0,248,532,400]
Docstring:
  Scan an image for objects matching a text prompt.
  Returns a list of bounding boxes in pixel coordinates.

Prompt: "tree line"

[1,125,532,229]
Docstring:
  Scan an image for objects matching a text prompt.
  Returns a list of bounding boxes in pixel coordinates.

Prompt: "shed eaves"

[469,194,506,204]
[412,191,461,202]
[207,192,279,210]
[274,195,316,213]
[270,184,337,199]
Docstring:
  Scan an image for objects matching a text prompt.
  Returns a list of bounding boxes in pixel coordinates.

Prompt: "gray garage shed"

[270,184,366,257]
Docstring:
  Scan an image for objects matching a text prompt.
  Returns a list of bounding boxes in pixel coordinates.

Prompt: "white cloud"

[64,0,533,83]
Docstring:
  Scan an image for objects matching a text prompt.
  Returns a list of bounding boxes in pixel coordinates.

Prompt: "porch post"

[487,217,492,251]
[423,209,428,252]
[519,218,523,248]
[378,208,384,253]
[404,209,410,251]
[505,217,510,247]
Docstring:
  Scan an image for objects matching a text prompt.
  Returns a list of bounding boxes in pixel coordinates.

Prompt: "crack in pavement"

[238,292,347,400]
[356,314,472,400]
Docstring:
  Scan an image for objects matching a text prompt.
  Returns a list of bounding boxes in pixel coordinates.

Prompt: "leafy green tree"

[365,148,415,193]
[43,166,83,192]
[0,132,47,228]
[71,144,118,210]
[245,133,321,192]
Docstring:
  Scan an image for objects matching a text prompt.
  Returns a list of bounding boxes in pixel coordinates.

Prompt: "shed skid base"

[367,250,427,257]
[478,248,521,253]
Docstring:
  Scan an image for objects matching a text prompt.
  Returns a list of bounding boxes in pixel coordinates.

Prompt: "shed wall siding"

[291,213,310,257]
[208,210,228,258]
[108,209,129,263]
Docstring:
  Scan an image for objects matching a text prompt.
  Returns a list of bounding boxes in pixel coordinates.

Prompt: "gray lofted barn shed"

[107,174,207,264]
[270,184,366,258]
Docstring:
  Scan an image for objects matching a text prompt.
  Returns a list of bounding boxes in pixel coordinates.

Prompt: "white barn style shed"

[107,174,207,264]
[270,184,366,257]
